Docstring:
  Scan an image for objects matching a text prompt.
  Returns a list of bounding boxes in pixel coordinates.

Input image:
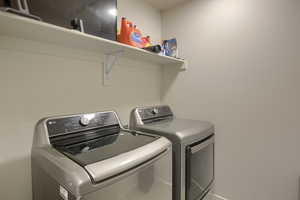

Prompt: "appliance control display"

[47,112,119,137]
[138,106,173,121]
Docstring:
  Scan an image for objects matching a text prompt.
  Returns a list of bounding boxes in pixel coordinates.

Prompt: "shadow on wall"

[0,156,32,200]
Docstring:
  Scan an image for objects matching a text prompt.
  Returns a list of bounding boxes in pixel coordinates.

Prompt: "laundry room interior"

[0,0,299,200]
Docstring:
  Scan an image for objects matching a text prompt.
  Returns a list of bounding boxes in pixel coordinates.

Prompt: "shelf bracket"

[181,60,188,71]
[103,50,124,86]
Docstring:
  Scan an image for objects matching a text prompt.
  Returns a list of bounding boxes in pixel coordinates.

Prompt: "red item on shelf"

[118,17,132,45]
[118,17,151,48]
[142,36,152,47]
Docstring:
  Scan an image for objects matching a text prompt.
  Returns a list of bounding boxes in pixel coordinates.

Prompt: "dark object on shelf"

[0,0,41,20]
[71,18,85,33]
[143,45,162,54]
[26,0,117,41]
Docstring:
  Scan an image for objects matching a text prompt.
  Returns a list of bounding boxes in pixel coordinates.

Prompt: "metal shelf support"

[103,50,124,86]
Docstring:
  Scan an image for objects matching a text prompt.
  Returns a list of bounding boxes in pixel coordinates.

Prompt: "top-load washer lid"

[54,129,157,167]
[42,111,170,183]
[130,105,214,144]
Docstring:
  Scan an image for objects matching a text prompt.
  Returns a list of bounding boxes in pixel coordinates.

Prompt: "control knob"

[80,116,90,126]
[151,108,159,115]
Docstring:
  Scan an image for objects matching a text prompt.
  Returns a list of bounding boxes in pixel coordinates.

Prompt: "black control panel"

[138,106,174,122]
[46,112,119,137]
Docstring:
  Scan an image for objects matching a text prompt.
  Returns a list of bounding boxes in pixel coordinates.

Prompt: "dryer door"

[186,135,214,200]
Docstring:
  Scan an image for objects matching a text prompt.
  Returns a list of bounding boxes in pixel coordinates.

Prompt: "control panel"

[46,112,119,137]
[137,106,174,122]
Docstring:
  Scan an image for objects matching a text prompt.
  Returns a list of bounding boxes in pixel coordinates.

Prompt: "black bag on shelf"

[0,0,117,41]
[27,0,117,41]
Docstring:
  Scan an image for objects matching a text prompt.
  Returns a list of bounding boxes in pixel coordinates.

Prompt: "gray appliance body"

[32,111,172,200]
[129,105,214,200]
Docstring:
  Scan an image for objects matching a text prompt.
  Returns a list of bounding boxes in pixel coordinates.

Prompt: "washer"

[129,105,215,200]
[32,111,172,200]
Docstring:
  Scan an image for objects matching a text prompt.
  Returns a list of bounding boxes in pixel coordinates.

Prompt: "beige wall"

[0,1,162,199]
[161,0,300,200]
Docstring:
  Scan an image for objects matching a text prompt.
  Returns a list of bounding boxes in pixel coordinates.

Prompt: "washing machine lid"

[84,136,170,183]
[54,128,169,183]
[56,129,158,166]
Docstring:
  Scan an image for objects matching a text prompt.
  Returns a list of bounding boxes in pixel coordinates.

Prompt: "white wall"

[0,1,162,199]
[161,0,300,200]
